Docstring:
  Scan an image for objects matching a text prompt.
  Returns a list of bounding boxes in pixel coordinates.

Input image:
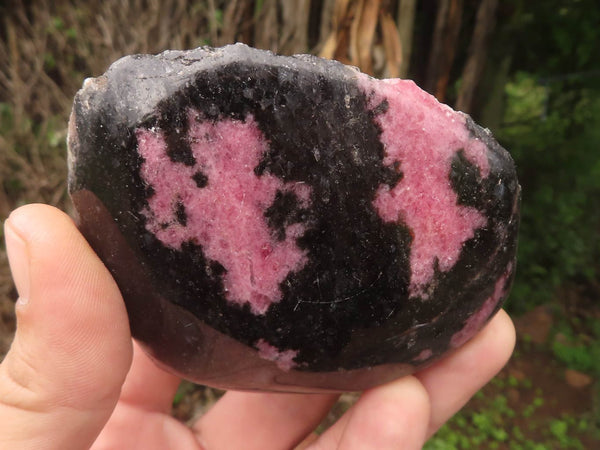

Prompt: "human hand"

[0,204,515,449]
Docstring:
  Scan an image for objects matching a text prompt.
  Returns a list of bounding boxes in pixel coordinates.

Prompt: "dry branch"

[425,0,464,100]
[455,0,499,113]
[397,0,417,78]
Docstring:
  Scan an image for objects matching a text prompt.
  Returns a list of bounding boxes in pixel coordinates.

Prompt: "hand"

[0,204,515,450]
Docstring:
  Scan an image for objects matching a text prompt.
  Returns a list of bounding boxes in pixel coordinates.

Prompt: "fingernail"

[4,220,31,305]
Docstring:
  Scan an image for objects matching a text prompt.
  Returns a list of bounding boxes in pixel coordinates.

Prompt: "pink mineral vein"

[255,339,298,371]
[413,348,433,362]
[364,77,490,298]
[450,263,512,348]
[136,111,310,315]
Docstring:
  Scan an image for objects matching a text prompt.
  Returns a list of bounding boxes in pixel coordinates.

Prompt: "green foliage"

[424,390,514,449]
[475,0,600,313]
[552,339,600,376]
[499,71,600,312]
[0,101,68,208]
[551,317,600,376]
[545,415,594,450]
[509,0,600,75]
[424,374,591,449]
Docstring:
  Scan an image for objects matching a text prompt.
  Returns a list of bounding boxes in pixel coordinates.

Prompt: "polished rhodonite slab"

[67,43,520,392]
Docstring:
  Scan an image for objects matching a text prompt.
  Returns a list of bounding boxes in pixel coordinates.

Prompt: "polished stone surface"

[68,43,520,392]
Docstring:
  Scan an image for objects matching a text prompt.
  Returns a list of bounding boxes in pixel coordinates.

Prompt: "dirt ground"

[482,342,598,448]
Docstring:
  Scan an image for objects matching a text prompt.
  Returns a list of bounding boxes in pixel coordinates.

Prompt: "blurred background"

[0,0,598,447]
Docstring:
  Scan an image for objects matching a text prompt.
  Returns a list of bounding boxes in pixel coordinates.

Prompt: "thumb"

[0,204,132,449]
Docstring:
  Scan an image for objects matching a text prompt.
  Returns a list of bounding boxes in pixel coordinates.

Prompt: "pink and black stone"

[68,43,520,392]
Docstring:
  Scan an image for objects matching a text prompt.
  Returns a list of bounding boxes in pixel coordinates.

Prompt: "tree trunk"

[318,0,350,60]
[381,11,403,78]
[280,0,312,54]
[350,0,381,75]
[254,0,279,51]
[479,53,512,130]
[317,0,337,53]
[219,0,254,45]
[455,0,499,113]
[397,0,417,78]
[424,0,463,101]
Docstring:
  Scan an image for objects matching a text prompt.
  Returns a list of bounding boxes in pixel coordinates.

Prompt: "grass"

[425,372,598,450]
[551,316,600,378]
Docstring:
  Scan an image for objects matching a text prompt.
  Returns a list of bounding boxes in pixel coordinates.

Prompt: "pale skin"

[0,204,515,449]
